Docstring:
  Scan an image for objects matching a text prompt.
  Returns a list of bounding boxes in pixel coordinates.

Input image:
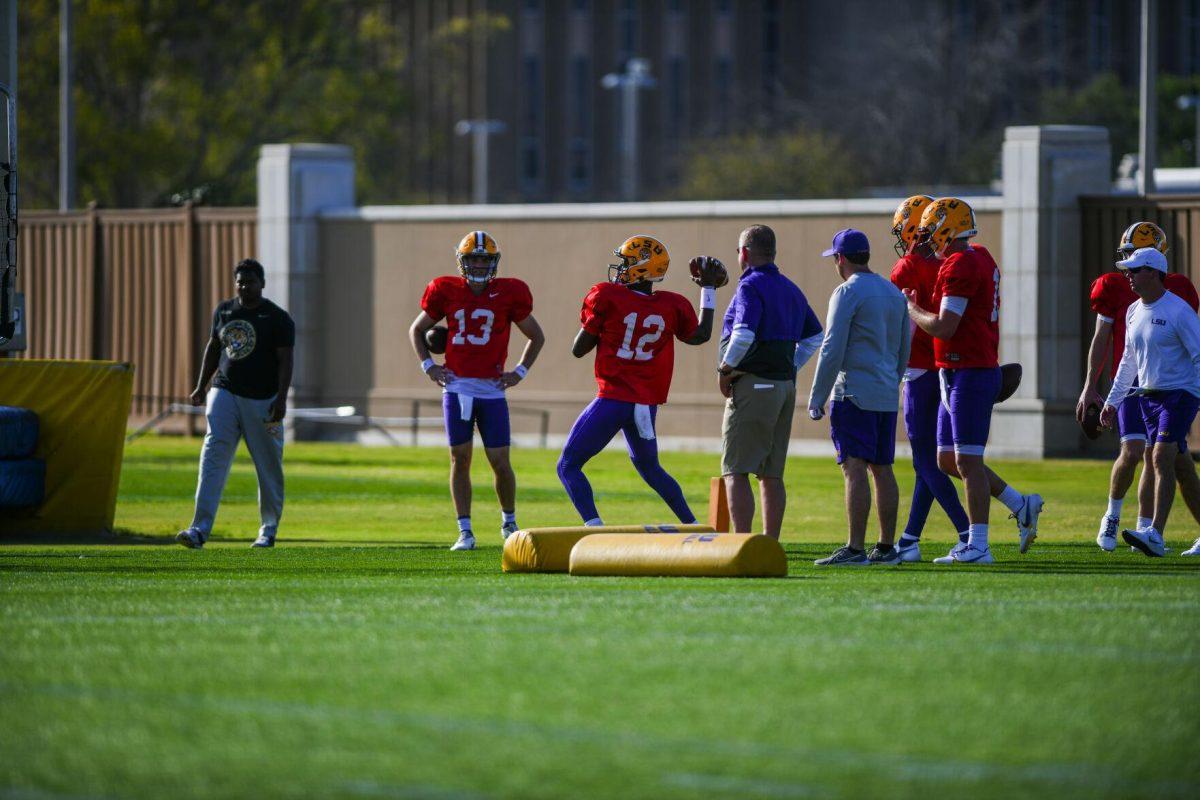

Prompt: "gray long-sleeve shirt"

[807,271,911,413]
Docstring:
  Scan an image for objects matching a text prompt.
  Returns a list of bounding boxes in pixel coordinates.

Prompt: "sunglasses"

[1122,267,1156,275]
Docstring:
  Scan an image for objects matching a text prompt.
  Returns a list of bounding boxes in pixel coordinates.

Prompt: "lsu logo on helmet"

[1118,221,1168,258]
[918,197,977,254]
[892,194,934,256]
[456,231,501,284]
[609,235,670,285]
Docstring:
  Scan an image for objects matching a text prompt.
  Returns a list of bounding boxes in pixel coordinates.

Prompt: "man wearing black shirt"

[177,259,295,549]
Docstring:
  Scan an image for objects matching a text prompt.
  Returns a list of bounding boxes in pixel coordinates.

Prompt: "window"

[618,0,638,63]
[521,55,543,191]
[667,56,686,140]
[1087,0,1112,73]
[762,0,779,110]
[569,56,592,191]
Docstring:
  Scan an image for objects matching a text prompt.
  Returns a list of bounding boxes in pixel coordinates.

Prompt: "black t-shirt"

[210,298,296,399]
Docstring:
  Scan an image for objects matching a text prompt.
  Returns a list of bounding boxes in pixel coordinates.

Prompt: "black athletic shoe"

[814,546,869,566]
[867,545,901,565]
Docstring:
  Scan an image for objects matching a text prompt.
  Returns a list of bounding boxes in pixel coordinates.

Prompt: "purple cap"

[822,228,870,258]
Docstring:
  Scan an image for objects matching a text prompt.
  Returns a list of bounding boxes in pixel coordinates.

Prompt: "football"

[996,362,1022,403]
[1081,402,1103,440]
[689,256,729,288]
[424,325,448,355]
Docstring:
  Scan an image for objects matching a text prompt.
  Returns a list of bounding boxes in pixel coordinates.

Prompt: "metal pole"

[59,0,75,211]
[1137,0,1157,196]
[471,128,488,204]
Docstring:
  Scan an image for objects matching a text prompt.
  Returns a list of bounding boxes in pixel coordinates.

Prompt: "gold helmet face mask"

[456,230,501,285]
[892,194,935,257]
[917,197,977,255]
[1117,221,1168,261]
[609,235,670,286]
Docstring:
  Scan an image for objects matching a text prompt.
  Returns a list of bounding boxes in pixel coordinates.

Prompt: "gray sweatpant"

[190,387,285,539]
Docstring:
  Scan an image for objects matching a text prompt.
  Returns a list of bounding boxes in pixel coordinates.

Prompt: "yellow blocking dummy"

[502,524,715,574]
[568,532,787,578]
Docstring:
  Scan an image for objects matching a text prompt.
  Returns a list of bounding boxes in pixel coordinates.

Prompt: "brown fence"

[1080,194,1200,441]
[11,205,255,415]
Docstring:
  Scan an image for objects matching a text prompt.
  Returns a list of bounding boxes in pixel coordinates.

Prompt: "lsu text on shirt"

[932,245,1000,369]
[1090,271,1199,379]
[581,281,699,406]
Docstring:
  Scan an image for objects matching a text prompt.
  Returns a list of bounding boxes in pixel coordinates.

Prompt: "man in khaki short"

[715,225,824,538]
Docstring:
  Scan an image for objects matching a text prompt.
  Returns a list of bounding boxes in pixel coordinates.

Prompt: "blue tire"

[0,406,39,459]
[0,458,46,508]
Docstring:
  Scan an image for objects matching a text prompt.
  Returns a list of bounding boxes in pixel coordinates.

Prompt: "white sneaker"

[1122,528,1165,558]
[951,545,995,564]
[1095,515,1119,552]
[896,541,921,562]
[1012,493,1044,554]
[175,528,205,549]
[252,533,275,548]
[450,531,476,551]
[932,542,969,564]
[1182,538,1200,556]
[501,521,519,542]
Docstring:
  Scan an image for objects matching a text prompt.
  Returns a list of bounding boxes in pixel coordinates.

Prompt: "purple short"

[1116,394,1148,442]
[830,399,897,465]
[937,367,1000,456]
[1139,390,1200,453]
[903,371,940,444]
[443,392,511,448]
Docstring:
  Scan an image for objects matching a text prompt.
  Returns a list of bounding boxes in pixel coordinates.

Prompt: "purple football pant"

[937,367,1001,457]
[902,371,969,538]
[442,392,511,448]
[556,397,696,524]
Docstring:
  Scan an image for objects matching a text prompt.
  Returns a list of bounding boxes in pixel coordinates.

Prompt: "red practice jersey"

[1090,271,1200,379]
[580,282,699,405]
[890,250,940,371]
[420,276,533,379]
[931,245,1000,369]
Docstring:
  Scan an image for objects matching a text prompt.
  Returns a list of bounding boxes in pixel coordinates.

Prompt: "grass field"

[2,437,1199,799]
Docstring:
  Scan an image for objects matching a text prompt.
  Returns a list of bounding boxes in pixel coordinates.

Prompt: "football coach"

[716,224,823,539]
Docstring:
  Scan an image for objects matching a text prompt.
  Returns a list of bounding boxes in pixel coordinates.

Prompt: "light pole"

[455,119,506,205]
[602,58,656,202]
[1137,0,1156,195]
[1177,94,1200,167]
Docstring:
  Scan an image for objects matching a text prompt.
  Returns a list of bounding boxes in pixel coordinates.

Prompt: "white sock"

[457,516,472,534]
[1105,497,1123,520]
[998,486,1023,514]
[967,523,989,550]
[584,517,604,527]
[501,510,516,526]
[1137,516,1153,531]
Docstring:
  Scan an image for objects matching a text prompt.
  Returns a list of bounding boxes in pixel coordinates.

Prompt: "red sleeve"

[509,279,533,322]
[1089,276,1117,319]
[674,293,700,341]
[937,257,975,299]
[1172,276,1199,312]
[420,279,445,320]
[890,256,913,291]
[581,284,606,335]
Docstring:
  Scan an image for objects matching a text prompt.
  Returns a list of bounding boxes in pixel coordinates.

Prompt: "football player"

[902,198,1043,564]
[1078,222,1200,551]
[557,236,723,525]
[409,231,545,551]
[888,195,971,562]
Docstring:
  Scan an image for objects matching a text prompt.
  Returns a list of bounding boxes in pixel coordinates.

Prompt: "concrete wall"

[316,200,1003,451]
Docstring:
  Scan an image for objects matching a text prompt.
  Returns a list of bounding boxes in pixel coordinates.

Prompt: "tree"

[675,128,856,201]
[18,0,410,208]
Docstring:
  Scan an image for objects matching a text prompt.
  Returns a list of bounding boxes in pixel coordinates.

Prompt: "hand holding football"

[424,325,449,355]
[689,256,729,288]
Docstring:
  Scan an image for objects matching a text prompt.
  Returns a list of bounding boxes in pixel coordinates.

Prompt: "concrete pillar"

[256,144,355,408]
[993,126,1111,457]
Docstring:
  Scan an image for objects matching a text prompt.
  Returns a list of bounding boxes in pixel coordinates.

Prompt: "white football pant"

[190,387,284,538]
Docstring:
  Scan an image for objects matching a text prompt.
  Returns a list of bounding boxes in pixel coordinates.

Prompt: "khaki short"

[721,376,796,479]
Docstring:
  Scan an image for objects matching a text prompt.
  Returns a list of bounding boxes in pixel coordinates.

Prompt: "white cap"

[1116,246,1168,273]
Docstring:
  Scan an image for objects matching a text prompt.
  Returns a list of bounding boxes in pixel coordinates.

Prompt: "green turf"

[2,437,1198,799]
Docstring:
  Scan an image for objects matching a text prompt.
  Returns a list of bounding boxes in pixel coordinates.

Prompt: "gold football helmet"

[892,194,935,256]
[609,235,670,285]
[456,231,501,284]
[1118,221,1168,258]
[918,197,977,254]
